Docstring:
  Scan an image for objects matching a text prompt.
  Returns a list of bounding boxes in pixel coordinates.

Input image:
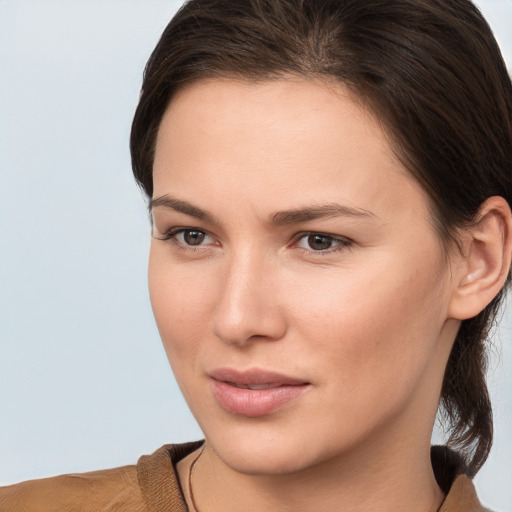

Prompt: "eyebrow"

[269,204,375,225]
[150,194,375,225]
[149,195,215,222]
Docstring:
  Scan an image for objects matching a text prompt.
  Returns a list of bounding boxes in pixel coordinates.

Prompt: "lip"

[209,368,310,417]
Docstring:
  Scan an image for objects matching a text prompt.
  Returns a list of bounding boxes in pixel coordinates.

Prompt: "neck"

[186,434,444,512]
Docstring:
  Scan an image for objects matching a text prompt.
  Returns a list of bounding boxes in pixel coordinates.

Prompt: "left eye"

[174,229,210,246]
[296,233,350,251]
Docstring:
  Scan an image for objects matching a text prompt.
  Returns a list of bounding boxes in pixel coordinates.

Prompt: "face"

[149,78,460,475]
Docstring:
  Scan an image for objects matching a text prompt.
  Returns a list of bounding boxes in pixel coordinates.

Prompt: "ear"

[448,196,512,320]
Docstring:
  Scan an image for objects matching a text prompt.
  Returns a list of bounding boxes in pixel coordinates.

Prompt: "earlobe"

[448,196,512,321]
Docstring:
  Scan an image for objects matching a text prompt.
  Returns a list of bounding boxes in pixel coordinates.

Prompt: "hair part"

[131,0,512,475]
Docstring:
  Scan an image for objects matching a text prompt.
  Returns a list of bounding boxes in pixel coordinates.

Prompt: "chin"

[203,420,340,477]
[216,445,311,476]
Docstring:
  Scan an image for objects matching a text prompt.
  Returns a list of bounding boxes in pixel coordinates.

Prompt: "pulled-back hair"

[130,0,512,476]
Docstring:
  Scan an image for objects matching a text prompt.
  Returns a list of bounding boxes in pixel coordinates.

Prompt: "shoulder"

[0,464,144,512]
[432,446,493,512]
[0,441,203,512]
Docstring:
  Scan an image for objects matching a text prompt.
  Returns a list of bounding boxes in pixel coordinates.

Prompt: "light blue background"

[1,1,511,509]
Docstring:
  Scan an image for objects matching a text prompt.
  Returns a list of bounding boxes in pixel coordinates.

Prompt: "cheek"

[148,248,214,362]
[290,257,448,392]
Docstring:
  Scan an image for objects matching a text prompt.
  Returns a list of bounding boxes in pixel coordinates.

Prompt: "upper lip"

[209,368,309,386]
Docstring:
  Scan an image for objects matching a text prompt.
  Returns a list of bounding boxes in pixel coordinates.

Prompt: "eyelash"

[156,227,215,251]
[156,228,354,255]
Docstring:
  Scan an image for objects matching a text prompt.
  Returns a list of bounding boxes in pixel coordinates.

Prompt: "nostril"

[212,303,287,346]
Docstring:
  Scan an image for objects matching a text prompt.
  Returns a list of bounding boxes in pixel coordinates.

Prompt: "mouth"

[225,382,285,390]
[209,368,310,417]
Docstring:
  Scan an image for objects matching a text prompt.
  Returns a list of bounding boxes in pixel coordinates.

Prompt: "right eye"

[176,229,207,246]
[157,228,214,248]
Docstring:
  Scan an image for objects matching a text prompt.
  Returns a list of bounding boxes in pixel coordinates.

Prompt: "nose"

[211,250,287,347]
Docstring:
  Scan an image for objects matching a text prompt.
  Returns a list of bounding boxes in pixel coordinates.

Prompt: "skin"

[148,77,499,511]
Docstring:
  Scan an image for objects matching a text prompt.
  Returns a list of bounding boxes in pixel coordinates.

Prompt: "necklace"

[187,445,205,512]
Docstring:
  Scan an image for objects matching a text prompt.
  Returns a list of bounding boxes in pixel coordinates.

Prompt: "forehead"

[152,77,431,227]
[161,77,378,139]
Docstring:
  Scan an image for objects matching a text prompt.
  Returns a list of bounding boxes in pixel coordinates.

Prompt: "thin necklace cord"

[188,445,205,512]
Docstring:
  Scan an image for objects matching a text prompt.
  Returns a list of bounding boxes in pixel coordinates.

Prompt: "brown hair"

[130,0,512,476]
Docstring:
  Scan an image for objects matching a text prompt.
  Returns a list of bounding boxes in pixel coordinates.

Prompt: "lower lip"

[210,380,309,417]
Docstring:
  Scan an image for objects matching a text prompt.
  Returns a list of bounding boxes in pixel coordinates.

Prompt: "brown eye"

[295,232,352,254]
[183,230,206,245]
[307,234,334,251]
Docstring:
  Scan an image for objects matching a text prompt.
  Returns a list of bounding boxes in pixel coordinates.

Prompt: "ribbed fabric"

[0,464,146,512]
[0,443,490,511]
[137,442,203,512]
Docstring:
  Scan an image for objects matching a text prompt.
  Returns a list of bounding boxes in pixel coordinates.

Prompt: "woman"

[1,0,511,510]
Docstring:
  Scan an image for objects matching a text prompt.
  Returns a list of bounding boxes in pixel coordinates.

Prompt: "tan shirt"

[0,443,490,511]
